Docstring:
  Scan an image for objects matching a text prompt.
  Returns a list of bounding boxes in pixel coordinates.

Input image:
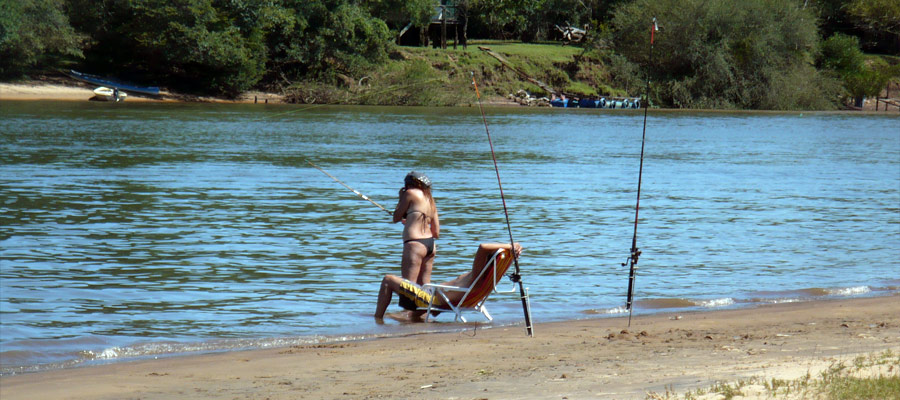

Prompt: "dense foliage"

[819,33,900,106]
[610,0,841,109]
[1,0,897,107]
[59,0,392,96]
[0,0,83,77]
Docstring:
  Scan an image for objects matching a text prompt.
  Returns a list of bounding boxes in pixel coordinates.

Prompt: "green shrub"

[611,0,823,109]
[0,0,84,78]
[819,34,899,105]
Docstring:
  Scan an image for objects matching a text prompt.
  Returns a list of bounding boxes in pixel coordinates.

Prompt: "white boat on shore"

[92,87,127,102]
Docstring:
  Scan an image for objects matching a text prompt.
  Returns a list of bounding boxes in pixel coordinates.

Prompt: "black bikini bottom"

[403,237,435,257]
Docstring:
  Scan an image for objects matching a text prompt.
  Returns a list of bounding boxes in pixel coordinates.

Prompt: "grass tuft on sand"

[647,350,900,400]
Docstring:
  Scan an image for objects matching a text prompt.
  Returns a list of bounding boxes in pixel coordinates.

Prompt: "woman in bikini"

[393,171,440,296]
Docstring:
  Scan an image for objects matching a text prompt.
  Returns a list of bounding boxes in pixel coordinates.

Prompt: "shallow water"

[1,101,898,374]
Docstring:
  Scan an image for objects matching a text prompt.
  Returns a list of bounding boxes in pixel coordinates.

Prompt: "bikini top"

[405,209,433,225]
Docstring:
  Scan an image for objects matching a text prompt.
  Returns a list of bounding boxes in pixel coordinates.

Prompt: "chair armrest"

[423,283,467,291]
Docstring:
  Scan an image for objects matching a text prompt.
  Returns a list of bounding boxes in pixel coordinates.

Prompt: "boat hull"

[69,70,159,96]
[92,87,127,102]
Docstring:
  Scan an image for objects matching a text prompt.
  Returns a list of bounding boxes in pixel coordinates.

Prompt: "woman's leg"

[401,241,426,283]
[419,244,435,285]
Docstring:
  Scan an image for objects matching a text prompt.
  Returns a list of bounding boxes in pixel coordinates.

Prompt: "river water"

[1,101,898,374]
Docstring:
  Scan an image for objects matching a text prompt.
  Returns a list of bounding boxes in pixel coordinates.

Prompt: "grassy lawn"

[285,41,633,106]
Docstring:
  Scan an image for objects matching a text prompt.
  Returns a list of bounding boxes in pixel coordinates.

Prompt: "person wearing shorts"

[374,242,522,321]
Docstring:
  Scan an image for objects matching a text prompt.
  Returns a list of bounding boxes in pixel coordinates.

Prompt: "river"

[1,101,898,374]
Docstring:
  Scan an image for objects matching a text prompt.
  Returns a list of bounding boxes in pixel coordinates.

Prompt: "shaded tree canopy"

[1,0,896,107]
[611,0,838,109]
[0,0,84,77]
[61,0,391,96]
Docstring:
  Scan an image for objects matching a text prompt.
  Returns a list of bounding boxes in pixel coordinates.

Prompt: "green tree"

[846,0,900,37]
[467,0,540,41]
[0,0,83,78]
[820,33,897,106]
[65,0,265,97]
[611,0,835,110]
[466,0,595,42]
[820,33,865,74]
[846,0,900,55]
[367,0,436,29]
[263,1,391,83]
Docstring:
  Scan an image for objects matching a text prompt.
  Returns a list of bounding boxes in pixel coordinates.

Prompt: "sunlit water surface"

[1,101,898,374]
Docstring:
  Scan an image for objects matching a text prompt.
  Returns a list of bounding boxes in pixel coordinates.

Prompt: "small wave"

[80,336,346,363]
[583,306,627,315]
[640,298,697,309]
[749,297,803,305]
[637,297,735,310]
[696,298,735,308]
[825,286,870,296]
[2,335,351,376]
[754,286,871,300]
[796,286,871,297]
[798,288,831,296]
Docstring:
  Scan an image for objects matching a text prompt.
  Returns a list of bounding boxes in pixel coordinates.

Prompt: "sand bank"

[0,81,282,104]
[2,296,897,399]
[0,82,110,102]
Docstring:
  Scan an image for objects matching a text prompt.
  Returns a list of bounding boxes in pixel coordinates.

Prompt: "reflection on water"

[1,101,898,373]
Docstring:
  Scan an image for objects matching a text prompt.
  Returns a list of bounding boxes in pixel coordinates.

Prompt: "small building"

[397,0,467,49]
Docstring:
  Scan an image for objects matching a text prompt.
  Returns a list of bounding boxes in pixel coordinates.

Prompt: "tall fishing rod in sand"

[471,72,534,337]
[306,160,392,216]
[623,18,658,327]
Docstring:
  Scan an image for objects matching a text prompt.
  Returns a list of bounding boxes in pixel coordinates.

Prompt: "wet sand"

[2,296,897,399]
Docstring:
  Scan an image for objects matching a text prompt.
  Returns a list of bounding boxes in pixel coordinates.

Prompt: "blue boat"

[551,96,641,109]
[68,70,160,96]
[578,98,598,108]
[550,98,571,108]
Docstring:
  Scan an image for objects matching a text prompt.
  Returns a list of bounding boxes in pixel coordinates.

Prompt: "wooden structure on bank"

[397,0,466,49]
[874,82,900,112]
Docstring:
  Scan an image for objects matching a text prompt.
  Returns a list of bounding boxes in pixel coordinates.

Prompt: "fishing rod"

[623,17,658,327]
[306,159,392,215]
[471,72,534,337]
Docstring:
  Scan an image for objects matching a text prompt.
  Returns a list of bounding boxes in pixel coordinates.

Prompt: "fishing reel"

[622,247,641,267]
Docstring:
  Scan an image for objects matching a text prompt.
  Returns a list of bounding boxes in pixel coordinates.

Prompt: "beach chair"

[422,248,517,323]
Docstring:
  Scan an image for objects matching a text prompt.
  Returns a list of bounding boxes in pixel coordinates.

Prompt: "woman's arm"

[393,189,410,223]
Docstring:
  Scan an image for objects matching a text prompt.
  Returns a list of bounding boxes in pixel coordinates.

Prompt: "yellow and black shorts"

[397,279,434,311]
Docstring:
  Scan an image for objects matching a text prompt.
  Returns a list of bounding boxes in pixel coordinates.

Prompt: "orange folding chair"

[423,248,517,322]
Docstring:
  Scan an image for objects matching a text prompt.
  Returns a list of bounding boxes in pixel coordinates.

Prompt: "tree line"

[1,0,897,109]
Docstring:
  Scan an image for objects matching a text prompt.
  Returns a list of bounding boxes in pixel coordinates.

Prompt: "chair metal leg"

[479,305,493,321]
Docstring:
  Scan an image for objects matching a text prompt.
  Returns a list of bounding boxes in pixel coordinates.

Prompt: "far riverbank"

[6,79,899,112]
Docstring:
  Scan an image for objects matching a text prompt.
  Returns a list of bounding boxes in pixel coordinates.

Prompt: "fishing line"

[471,72,534,337]
[283,79,446,215]
[623,18,658,327]
[306,159,392,215]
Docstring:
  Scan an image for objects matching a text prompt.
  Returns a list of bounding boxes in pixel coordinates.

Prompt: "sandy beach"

[0,81,282,104]
[1,296,897,399]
